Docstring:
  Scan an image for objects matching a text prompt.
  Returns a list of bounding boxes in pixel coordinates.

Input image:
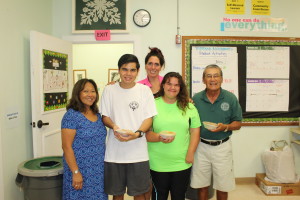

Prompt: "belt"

[200,137,229,146]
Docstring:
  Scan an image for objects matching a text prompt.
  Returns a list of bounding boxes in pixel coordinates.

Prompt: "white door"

[30,31,72,158]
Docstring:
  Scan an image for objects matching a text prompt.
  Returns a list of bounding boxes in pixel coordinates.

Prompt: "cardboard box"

[255,173,300,196]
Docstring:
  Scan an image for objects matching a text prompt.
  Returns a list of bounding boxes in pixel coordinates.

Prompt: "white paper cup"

[116,129,131,137]
[159,131,176,139]
[203,121,218,130]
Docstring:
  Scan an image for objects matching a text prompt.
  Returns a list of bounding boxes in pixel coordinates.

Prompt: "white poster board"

[191,46,239,98]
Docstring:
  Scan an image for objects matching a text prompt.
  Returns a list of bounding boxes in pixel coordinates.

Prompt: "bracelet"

[224,125,229,132]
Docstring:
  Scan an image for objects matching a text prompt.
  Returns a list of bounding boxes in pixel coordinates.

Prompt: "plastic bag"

[270,140,288,151]
[262,144,299,183]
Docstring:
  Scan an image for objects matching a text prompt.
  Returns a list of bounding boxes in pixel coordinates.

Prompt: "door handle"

[37,120,49,128]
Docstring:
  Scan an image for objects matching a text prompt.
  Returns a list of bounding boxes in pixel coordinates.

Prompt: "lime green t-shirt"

[148,97,201,172]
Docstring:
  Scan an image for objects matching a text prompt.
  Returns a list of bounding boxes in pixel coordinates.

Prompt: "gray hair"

[202,64,223,79]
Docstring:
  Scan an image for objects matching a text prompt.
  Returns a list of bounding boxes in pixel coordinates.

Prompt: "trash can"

[185,175,215,200]
[15,156,63,200]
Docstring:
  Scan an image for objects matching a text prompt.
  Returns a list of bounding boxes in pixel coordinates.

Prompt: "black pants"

[151,167,191,200]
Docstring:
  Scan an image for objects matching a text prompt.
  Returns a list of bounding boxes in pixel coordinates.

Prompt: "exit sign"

[95,30,111,40]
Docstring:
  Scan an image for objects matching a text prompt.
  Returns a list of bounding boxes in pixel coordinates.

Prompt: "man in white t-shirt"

[101,54,157,200]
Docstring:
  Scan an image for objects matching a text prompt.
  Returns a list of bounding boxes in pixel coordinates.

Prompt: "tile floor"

[109,178,300,200]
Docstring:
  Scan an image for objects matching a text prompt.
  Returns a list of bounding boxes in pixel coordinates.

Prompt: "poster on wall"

[225,0,245,15]
[43,49,68,112]
[72,0,127,33]
[252,0,270,15]
[191,46,239,98]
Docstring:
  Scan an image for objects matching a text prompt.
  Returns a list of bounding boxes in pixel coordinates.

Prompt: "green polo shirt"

[192,88,242,140]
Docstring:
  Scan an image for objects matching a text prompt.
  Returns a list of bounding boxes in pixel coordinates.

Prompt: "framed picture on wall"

[73,69,87,85]
[72,0,128,33]
[108,69,120,82]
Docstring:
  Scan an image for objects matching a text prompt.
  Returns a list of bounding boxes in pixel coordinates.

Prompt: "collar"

[201,88,225,103]
[140,75,163,87]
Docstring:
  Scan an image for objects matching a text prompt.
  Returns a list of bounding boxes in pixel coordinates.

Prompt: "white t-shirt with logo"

[100,83,157,163]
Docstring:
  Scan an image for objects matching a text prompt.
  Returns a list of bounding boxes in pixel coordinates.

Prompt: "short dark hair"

[203,64,223,79]
[156,72,189,114]
[66,79,99,114]
[145,47,165,69]
[118,54,140,70]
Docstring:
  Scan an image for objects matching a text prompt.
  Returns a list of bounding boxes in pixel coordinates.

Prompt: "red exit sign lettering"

[95,30,111,40]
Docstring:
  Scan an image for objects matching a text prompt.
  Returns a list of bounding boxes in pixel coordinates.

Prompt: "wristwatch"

[73,169,79,174]
[136,130,145,138]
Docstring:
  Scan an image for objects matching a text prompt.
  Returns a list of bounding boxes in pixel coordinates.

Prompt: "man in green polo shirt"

[190,64,242,200]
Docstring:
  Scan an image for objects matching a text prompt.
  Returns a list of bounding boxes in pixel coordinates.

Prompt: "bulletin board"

[182,36,300,126]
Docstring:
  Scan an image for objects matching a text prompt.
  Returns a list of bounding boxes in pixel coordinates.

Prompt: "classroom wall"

[72,43,134,98]
[52,0,300,178]
[0,1,299,200]
[0,1,53,200]
[0,126,4,200]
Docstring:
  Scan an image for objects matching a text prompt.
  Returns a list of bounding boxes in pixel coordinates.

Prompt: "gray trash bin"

[186,175,215,200]
[15,156,63,200]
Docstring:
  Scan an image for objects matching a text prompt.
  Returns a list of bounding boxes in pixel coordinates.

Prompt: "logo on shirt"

[129,101,139,111]
[221,102,230,111]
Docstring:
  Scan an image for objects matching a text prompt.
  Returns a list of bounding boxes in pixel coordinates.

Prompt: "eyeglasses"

[205,74,221,79]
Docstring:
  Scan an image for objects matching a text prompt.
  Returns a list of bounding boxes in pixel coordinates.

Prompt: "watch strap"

[136,130,145,138]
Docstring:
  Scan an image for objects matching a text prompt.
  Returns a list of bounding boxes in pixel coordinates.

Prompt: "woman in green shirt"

[146,72,201,200]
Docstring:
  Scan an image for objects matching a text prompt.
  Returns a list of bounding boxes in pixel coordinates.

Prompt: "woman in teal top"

[146,72,201,200]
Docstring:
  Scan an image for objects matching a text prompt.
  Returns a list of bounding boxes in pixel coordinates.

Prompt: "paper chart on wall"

[191,46,239,98]
[246,46,290,79]
[246,79,289,112]
[246,46,290,112]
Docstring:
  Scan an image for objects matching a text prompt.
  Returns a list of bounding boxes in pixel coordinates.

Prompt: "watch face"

[133,9,151,27]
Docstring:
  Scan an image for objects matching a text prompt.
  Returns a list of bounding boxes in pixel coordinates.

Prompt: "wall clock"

[133,9,151,27]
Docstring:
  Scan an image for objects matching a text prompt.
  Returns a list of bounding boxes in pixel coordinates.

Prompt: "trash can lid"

[18,156,63,177]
